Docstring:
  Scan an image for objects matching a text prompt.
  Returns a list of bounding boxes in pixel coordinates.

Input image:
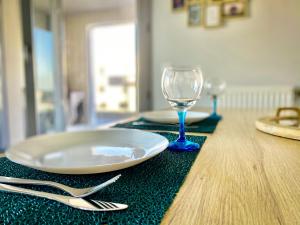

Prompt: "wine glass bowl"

[162,67,203,110]
[204,77,226,96]
[161,66,204,152]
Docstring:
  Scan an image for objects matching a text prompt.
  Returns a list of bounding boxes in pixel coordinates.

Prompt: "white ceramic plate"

[142,111,209,124]
[5,128,169,175]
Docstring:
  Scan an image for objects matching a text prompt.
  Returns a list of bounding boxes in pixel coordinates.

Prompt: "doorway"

[88,22,137,124]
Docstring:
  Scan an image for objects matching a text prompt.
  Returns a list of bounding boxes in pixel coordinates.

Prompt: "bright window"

[89,23,136,113]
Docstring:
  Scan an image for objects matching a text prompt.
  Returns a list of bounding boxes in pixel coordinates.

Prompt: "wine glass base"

[210,113,222,120]
[168,140,200,152]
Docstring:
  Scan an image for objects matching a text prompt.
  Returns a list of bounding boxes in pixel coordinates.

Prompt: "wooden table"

[1,109,299,224]
[160,109,300,225]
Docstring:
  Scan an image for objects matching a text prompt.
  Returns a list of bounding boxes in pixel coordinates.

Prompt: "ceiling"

[62,0,135,14]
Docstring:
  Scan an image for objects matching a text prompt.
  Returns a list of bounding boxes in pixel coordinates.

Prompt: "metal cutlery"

[0,183,127,211]
[0,174,121,198]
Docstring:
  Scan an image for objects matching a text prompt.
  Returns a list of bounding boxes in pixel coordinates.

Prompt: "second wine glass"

[204,77,226,119]
[161,66,203,152]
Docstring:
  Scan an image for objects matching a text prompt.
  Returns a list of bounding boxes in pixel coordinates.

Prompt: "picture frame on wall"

[171,0,250,28]
[172,0,186,11]
[204,3,222,28]
[222,1,248,18]
[188,2,202,26]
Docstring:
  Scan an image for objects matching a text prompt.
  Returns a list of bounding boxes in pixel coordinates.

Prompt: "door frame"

[136,0,152,112]
[20,0,65,136]
[0,0,9,149]
[85,0,153,124]
[20,0,37,136]
[86,20,137,125]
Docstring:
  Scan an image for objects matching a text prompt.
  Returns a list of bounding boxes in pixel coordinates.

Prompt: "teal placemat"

[114,115,221,133]
[0,133,206,225]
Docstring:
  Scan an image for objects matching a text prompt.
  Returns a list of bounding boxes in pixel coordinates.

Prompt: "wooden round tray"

[255,107,300,141]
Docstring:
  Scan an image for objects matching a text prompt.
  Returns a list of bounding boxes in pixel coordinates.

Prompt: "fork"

[0,183,127,211]
[0,174,121,198]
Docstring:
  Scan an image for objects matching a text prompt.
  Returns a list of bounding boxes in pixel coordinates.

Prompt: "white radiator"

[219,86,295,110]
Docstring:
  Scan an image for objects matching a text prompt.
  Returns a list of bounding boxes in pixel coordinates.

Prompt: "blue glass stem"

[213,95,218,115]
[177,111,187,142]
[168,110,199,152]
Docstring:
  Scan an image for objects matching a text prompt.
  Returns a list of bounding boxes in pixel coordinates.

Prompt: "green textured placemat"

[114,115,221,133]
[0,133,206,225]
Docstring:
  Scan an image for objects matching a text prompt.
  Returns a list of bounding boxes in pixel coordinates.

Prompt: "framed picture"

[188,2,202,26]
[172,0,186,11]
[204,3,222,28]
[223,1,248,18]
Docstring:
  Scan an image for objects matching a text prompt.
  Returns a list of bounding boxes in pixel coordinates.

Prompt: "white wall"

[2,0,26,145]
[152,0,300,109]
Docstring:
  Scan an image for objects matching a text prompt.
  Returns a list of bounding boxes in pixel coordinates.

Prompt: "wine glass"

[204,77,226,119]
[161,66,204,152]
